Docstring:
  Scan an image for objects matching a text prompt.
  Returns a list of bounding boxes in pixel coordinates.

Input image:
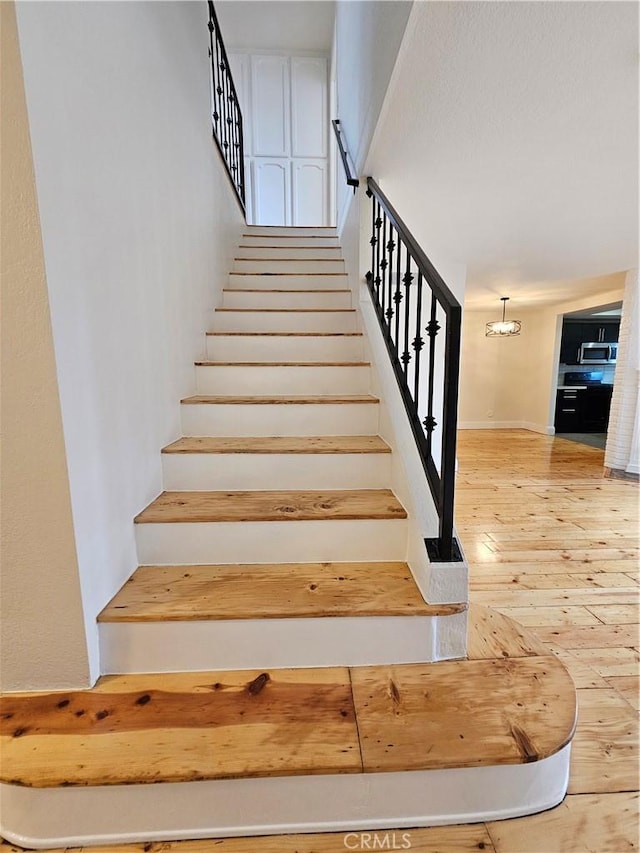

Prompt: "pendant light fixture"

[486,297,522,337]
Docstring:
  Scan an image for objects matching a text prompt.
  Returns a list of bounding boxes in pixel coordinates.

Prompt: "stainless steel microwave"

[579,342,618,364]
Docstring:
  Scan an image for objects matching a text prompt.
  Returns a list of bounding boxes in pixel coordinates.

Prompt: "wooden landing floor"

[0,605,574,788]
[98,561,465,621]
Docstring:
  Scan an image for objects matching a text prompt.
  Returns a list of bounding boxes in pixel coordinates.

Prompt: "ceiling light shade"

[486,297,522,337]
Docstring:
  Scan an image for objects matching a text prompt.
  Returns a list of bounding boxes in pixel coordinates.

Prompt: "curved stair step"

[0,607,577,848]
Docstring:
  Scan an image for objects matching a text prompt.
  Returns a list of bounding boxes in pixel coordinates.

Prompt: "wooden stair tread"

[350,654,576,773]
[194,361,369,367]
[215,308,355,313]
[98,562,465,622]
[1,608,576,787]
[134,490,407,524]
[234,257,341,261]
[161,436,391,454]
[222,288,349,293]
[180,395,379,405]
[206,332,363,337]
[0,667,361,786]
[229,272,347,276]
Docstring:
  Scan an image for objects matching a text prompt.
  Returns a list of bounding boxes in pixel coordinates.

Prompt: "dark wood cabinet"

[559,323,584,365]
[560,320,620,364]
[555,385,613,433]
[600,322,620,343]
[555,389,582,431]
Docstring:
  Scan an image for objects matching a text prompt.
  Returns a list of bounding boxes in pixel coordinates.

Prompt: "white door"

[230,52,329,226]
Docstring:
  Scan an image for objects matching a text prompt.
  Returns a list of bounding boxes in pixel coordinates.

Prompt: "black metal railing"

[332,120,359,191]
[207,1,245,212]
[365,178,462,562]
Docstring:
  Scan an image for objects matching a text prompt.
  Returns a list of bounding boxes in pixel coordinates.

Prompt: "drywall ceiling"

[366,1,638,309]
[215,1,335,52]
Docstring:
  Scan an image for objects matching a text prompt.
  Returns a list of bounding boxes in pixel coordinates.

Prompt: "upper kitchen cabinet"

[560,321,585,365]
[229,52,329,226]
[560,319,620,364]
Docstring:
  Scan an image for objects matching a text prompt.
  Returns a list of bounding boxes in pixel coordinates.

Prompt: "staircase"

[0,227,576,849]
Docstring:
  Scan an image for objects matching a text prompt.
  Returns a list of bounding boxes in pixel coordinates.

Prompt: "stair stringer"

[354,285,469,659]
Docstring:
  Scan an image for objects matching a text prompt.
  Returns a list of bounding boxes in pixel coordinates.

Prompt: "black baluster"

[213,21,221,135]
[391,232,401,349]
[401,251,413,377]
[412,271,424,401]
[424,294,441,454]
[374,204,382,312]
[380,214,389,331]
[366,188,375,300]
[220,54,230,163]
[207,8,219,135]
[238,107,246,202]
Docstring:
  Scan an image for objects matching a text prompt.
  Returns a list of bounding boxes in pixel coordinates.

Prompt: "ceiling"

[567,301,623,320]
[215,1,335,53]
[365,1,639,309]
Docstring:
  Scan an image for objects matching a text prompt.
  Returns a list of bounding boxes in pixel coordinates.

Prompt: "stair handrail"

[332,120,359,191]
[207,1,246,213]
[364,177,462,562]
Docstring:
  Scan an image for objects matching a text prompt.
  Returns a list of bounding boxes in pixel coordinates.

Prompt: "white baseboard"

[0,744,572,849]
[458,421,555,435]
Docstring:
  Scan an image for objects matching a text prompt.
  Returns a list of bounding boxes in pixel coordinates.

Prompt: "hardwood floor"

[2,430,637,851]
[459,430,639,850]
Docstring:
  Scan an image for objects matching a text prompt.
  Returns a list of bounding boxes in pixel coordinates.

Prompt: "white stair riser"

[181,402,379,437]
[237,246,343,260]
[244,226,337,237]
[205,335,364,362]
[241,235,340,248]
[233,259,345,274]
[0,747,572,848]
[100,616,436,674]
[228,273,348,290]
[222,290,352,310]
[161,452,392,490]
[135,519,407,564]
[195,364,371,395]
[212,311,358,333]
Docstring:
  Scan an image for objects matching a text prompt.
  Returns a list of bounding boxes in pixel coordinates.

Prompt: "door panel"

[254,159,291,226]
[251,56,289,157]
[292,161,327,226]
[291,57,327,159]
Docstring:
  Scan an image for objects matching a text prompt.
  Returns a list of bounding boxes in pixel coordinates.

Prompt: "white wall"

[333,0,412,232]
[1,1,90,692]
[16,0,245,681]
[606,270,640,475]
[334,0,412,175]
[362,1,638,306]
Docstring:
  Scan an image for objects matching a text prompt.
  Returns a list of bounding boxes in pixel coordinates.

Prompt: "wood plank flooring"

[459,430,639,851]
[98,561,463,621]
[133,489,407,523]
[2,430,637,851]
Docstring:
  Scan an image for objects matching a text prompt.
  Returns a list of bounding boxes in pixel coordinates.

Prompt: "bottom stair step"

[97,562,467,672]
[0,607,577,849]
